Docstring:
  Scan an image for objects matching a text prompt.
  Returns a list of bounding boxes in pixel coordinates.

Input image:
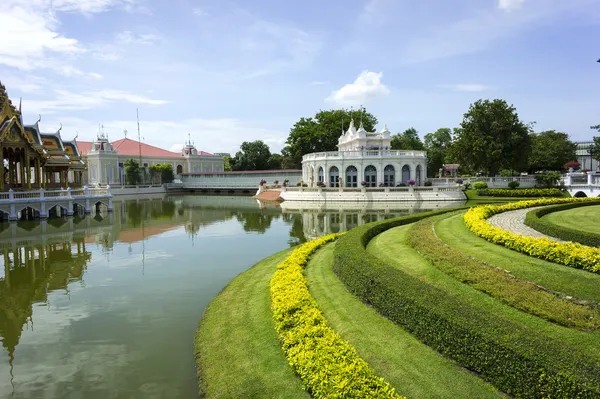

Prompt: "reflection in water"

[0,194,465,398]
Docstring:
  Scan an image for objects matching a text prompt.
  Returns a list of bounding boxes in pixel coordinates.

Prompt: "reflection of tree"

[234,211,277,233]
[0,240,91,363]
[282,213,306,247]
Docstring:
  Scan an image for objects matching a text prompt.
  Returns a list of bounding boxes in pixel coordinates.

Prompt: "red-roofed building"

[80,134,224,185]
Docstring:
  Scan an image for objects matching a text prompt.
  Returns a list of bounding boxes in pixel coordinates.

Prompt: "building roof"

[443,164,460,169]
[77,138,215,158]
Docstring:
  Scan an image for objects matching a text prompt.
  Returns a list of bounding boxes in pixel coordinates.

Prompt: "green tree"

[391,127,425,150]
[232,140,272,170]
[451,99,532,176]
[124,159,141,185]
[223,155,232,171]
[268,153,283,170]
[589,126,600,170]
[282,108,378,168]
[423,128,452,177]
[157,164,174,183]
[527,130,576,172]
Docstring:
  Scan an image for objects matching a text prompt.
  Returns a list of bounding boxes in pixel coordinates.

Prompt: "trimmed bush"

[477,188,563,197]
[473,182,488,190]
[424,181,433,186]
[507,181,520,189]
[270,235,403,399]
[464,198,600,273]
[525,201,600,247]
[333,209,600,398]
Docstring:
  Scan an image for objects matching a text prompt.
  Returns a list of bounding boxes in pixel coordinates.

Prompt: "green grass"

[406,214,600,329]
[367,224,600,357]
[464,188,570,201]
[306,243,503,399]
[543,204,600,235]
[194,249,309,399]
[436,213,600,304]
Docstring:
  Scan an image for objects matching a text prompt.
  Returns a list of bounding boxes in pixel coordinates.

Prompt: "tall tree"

[451,99,532,176]
[124,159,141,185]
[231,140,272,170]
[268,153,283,170]
[527,130,577,172]
[423,128,452,177]
[282,108,378,168]
[390,127,425,150]
[588,126,600,170]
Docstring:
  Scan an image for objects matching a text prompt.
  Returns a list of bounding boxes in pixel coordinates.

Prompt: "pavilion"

[0,83,85,191]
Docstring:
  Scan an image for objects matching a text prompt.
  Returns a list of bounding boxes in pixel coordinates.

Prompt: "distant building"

[302,120,428,187]
[441,164,460,178]
[77,135,225,185]
[575,141,600,171]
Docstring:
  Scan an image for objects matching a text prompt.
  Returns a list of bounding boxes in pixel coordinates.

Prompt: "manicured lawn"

[194,249,309,399]
[306,243,503,399]
[464,189,571,201]
[435,213,600,304]
[367,224,600,356]
[543,204,600,235]
[406,214,600,329]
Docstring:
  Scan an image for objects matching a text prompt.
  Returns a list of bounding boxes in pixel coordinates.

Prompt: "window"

[384,165,395,187]
[346,166,357,187]
[364,165,377,187]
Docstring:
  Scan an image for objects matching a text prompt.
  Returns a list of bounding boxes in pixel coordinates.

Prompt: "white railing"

[302,150,427,161]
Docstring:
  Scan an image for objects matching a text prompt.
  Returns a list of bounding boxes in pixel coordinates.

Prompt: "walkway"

[487,206,563,242]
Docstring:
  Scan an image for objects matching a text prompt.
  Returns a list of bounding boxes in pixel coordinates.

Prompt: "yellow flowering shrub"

[270,234,404,399]
[464,198,600,273]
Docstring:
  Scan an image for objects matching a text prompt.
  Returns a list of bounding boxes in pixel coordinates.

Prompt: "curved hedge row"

[464,198,600,273]
[524,202,600,247]
[270,234,403,399]
[476,188,564,197]
[333,208,600,398]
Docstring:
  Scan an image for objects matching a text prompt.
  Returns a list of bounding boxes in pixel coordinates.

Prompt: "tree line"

[226,100,600,177]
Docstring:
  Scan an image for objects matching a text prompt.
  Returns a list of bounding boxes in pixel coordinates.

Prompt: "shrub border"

[476,188,563,197]
[270,234,403,399]
[333,207,600,398]
[524,201,600,247]
[464,198,600,273]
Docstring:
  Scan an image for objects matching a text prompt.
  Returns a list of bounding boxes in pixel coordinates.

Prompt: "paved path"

[487,206,564,242]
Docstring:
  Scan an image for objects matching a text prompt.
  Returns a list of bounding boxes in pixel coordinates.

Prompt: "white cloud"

[498,0,526,10]
[440,83,491,92]
[192,7,210,17]
[326,71,390,106]
[116,30,160,45]
[25,89,168,112]
[88,72,104,80]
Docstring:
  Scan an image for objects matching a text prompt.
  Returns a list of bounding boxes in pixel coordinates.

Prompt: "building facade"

[301,120,428,187]
[576,141,600,172]
[78,135,225,185]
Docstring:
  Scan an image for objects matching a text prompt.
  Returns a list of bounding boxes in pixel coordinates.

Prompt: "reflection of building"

[0,239,91,362]
[302,120,428,187]
[77,135,225,185]
[576,141,600,171]
[0,84,86,190]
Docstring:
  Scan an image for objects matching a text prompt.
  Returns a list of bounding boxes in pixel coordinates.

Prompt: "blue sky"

[1,0,599,155]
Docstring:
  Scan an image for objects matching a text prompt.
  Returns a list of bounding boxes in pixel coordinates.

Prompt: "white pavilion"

[301,120,428,187]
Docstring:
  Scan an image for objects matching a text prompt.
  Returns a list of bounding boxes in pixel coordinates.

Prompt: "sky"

[1,0,599,155]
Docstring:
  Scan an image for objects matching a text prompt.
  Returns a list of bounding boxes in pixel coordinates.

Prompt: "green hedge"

[477,188,564,197]
[333,209,600,398]
[524,201,600,247]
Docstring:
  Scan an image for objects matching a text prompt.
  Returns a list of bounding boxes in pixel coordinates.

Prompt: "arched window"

[176,165,183,175]
[416,165,422,186]
[318,167,324,182]
[329,166,339,187]
[402,165,410,185]
[364,165,377,187]
[384,165,395,187]
[346,166,357,187]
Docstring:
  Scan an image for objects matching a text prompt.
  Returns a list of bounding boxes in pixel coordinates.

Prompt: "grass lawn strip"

[270,234,402,399]
[369,223,600,357]
[336,212,600,397]
[306,242,503,399]
[525,203,600,247]
[464,198,600,273]
[544,204,600,234]
[437,213,600,304]
[194,249,309,398]
[406,213,600,330]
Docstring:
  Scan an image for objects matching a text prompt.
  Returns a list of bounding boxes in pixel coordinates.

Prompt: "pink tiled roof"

[75,138,215,158]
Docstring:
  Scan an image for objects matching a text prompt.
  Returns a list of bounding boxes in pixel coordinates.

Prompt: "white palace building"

[301,120,428,187]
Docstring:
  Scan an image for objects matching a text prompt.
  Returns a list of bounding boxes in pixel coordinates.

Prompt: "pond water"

[0,194,464,399]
